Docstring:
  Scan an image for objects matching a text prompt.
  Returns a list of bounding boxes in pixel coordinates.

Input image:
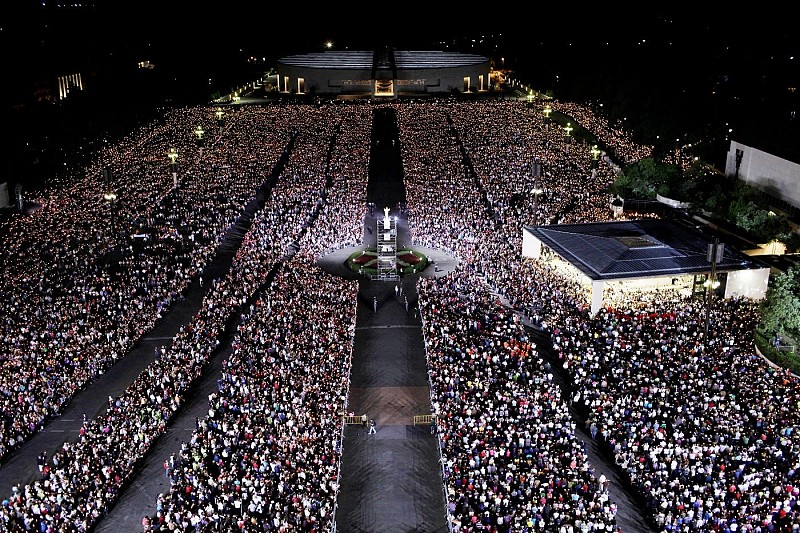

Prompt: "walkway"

[325,106,451,532]
[327,250,449,533]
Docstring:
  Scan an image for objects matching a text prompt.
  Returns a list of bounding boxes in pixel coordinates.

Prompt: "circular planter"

[346,247,429,277]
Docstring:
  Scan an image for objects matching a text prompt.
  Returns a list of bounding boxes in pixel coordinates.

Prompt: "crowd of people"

[0,105,289,463]
[395,100,620,531]
[0,94,797,533]
[0,102,366,531]
[422,99,800,531]
[145,103,372,532]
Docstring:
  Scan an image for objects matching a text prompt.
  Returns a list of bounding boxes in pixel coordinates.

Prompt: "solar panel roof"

[526,219,770,281]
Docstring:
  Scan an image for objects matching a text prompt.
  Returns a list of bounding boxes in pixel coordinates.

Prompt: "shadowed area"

[334,279,448,533]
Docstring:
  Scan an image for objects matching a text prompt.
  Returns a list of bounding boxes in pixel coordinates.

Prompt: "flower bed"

[397,252,420,266]
[353,251,378,267]
[346,248,428,276]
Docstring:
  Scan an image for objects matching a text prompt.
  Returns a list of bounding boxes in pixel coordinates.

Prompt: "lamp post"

[591,144,601,163]
[531,183,544,226]
[527,91,534,106]
[591,144,601,178]
[167,147,179,188]
[564,122,573,142]
[704,239,724,347]
[195,125,205,157]
[103,191,118,236]
[542,105,552,121]
[530,160,544,225]
[215,107,225,130]
[610,196,624,218]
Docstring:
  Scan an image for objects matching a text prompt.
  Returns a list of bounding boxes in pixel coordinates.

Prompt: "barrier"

[343,414,368,426]
[413,414,437,426]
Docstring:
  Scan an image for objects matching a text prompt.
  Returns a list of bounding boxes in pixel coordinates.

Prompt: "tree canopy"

[610,160,799,250]
[758,264,800,343]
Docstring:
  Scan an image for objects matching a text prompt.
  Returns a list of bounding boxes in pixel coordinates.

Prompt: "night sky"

[1,3,799,187]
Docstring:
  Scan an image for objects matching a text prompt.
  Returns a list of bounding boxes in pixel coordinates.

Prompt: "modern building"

[276,47,493,97]
[522,218,771,315]
[726,140,800,218]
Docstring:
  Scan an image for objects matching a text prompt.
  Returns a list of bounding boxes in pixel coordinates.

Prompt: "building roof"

[279,51,376,69]
[393,51,490,69]
[525,219,770,281]
[278,50,489,70]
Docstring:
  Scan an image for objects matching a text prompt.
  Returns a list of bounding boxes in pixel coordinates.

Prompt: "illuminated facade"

[276,48,492,97]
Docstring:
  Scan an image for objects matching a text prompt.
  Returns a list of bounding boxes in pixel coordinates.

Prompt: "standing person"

[368,419,377,434]
[36,451,47,472]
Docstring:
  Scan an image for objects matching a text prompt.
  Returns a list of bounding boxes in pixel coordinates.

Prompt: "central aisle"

[333,106,449,532]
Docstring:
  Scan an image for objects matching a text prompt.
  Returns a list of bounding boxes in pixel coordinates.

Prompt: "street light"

[527,91,534,106]
[167,147,179,188]
[564,122,573,141]
[195,125,206,157]
[542,105,552,120]
[610,196,624,218]
[531,183,544,226]
[704,239,724,347]
[103,191,118,236]
[591,144,601,176]
[530,161,544,225]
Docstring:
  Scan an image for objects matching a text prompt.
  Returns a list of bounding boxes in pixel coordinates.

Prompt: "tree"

[610,158,679,199]
[758,265,800,343]
[727,182,792,243]
[779,231,800,254]
[691,172,735,214]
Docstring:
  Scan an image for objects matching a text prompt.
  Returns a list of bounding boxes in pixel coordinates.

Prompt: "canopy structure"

[522,219,771,314]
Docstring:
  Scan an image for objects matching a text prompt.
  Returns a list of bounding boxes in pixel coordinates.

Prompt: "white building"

[276,48,492,97]
[522,219,771,315]
[726,140,800,216]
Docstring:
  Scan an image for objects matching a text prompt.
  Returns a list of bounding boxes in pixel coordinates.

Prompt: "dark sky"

[4,3,797,74]
[2,3,799,183]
